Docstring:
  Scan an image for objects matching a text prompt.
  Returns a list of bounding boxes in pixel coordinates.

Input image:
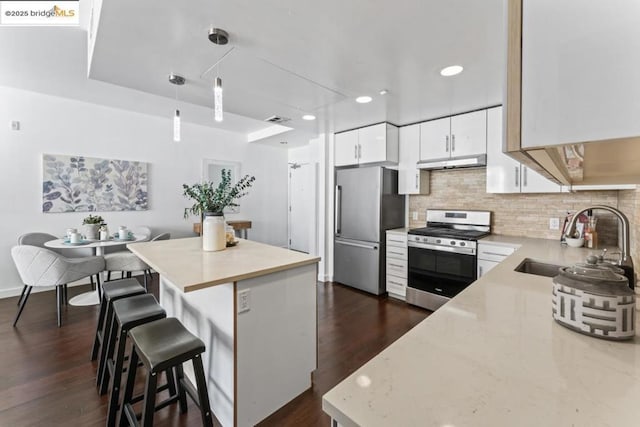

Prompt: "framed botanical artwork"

[202,159,241,214]
[42,154,148,213]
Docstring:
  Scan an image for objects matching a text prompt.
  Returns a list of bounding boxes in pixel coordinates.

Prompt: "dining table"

[44,233,148,306]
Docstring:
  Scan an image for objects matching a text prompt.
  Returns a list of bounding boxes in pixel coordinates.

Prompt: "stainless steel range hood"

[417,154,486,170]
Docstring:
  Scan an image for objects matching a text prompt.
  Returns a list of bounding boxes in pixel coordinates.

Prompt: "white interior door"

[288,163,312,253]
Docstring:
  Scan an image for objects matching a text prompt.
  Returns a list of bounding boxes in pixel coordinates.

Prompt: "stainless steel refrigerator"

[334,166,405,295]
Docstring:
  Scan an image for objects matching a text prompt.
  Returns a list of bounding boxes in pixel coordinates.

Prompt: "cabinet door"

[419,117,450,161]
[358,123,387,164]
[334,130,358,167]
[477,259,499,278]
[486,106,521,193]
[399,124,420,194]
[520,166,561,193]
[450,110,487,158]
[521,1,640,148]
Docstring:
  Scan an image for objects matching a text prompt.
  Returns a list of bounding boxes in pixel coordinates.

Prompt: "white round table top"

[44,233,148,249]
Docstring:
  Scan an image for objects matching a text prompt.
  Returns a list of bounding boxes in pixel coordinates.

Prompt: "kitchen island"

[323,237,640,426]
[128,237,320,427]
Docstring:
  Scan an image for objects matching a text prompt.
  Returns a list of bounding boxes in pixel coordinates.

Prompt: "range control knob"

[436,239,441,244]
[450,240,456,245]
[460,242,466,247]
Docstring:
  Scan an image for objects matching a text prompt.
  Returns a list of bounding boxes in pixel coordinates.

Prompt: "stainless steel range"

[407,209,491,311]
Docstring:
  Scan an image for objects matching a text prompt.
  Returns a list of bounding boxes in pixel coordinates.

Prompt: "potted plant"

[183,169,255,223]
[82,214,104,240]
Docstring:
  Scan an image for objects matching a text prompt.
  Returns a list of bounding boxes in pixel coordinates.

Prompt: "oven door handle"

[408,241,476,255]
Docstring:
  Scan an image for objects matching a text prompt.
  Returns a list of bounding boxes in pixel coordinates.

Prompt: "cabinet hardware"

[445,135,449,152]
[523,167,528,186]
[358,144,362,159]
[451,134,456,152]
[479,266,484,276]
[515,166,519,187]
[481,251,509,257]
[389,263,404,268]
[354,145,358,159]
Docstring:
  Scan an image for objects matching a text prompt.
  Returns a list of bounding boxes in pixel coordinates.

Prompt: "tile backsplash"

[409,169,640,262]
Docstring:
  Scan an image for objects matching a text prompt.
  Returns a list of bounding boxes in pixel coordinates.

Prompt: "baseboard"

[317,274,333,282]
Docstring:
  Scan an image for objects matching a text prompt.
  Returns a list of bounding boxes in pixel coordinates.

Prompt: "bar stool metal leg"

[141,372,158,427]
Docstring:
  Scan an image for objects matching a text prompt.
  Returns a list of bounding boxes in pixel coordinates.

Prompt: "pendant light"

[214,76,223,122]
[208,28,230,123]
[168,73,185,142]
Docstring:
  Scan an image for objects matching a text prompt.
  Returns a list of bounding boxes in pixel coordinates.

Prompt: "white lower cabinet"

[477,241,516,278]
[386,230,408,300]
[477,259,499,278]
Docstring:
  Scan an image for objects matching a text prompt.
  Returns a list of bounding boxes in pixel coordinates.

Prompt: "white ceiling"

[89,0,505,137]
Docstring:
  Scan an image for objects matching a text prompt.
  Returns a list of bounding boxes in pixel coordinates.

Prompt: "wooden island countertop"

[128,237,320,293]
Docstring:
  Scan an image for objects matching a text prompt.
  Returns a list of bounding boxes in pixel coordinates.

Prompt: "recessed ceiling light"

[356,96,372,104]
[302,114,316,121]
[440,65,464,77]
[280,141,288,145]
[379,89,388,95]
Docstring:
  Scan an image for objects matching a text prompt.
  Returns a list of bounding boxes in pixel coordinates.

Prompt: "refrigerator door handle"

[335,240,378,250]
[335,185,342,235]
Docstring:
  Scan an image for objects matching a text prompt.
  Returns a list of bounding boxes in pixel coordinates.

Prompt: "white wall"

[0,85,288,294]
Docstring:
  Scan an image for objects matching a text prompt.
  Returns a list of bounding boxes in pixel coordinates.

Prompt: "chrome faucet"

[564,205,635,287]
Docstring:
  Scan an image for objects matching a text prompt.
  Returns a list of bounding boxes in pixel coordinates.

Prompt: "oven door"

[407,246,476,298]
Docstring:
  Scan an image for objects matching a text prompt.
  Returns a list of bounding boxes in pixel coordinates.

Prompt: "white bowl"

[565,237,584,248]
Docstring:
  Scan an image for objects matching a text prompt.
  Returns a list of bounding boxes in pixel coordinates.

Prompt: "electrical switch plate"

[238,289,250,313]
[10,121,20,131]
[412,211,418,221]
[549,217,560,230]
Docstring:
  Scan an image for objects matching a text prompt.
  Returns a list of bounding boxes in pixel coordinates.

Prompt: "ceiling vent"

[264,115,291,124]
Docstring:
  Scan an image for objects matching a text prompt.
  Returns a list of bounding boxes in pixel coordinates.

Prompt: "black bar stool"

[90,278,145,387]
[103,294,167,425]
[119,317,214,427]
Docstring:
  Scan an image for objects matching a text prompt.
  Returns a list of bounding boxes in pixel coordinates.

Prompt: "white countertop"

[128,237,320,293]
[323,236,640,426]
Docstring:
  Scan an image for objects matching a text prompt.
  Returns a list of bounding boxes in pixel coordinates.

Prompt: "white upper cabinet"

[334,123,398,167]
[486,107,521,193]
[334,131,359,167]
[419,111,487,161]
[359,123,398,165]
[486,106,560,193]
[398,124,429,195]
[419,118,450,161]
[521,0,640,148]
[450,110,487,158]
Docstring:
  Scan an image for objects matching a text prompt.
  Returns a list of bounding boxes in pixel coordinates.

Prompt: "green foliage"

[82,214,104,225]
[182,169,256,219]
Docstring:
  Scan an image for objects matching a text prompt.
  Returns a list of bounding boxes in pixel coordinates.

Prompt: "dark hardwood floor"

[0,276,429,426]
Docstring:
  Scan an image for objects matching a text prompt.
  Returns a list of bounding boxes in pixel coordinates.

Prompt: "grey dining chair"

[104,232,170,290]
[11,245,105,327]
[16,232,96,306]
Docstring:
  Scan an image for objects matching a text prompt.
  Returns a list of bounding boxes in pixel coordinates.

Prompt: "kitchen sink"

[514,258,564,278]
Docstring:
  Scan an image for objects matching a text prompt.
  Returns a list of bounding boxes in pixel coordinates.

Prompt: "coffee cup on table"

[118,226,128,240]
[69,232,82,244]
[66,228,77,240]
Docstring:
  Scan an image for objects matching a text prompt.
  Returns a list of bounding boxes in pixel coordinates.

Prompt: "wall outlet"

[10,121,20,131]
[412,211,418,221]
[549,217,560,230]
[238,289,251,313]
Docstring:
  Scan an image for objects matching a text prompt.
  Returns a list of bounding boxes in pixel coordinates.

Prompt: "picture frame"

[202,159,241,214]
